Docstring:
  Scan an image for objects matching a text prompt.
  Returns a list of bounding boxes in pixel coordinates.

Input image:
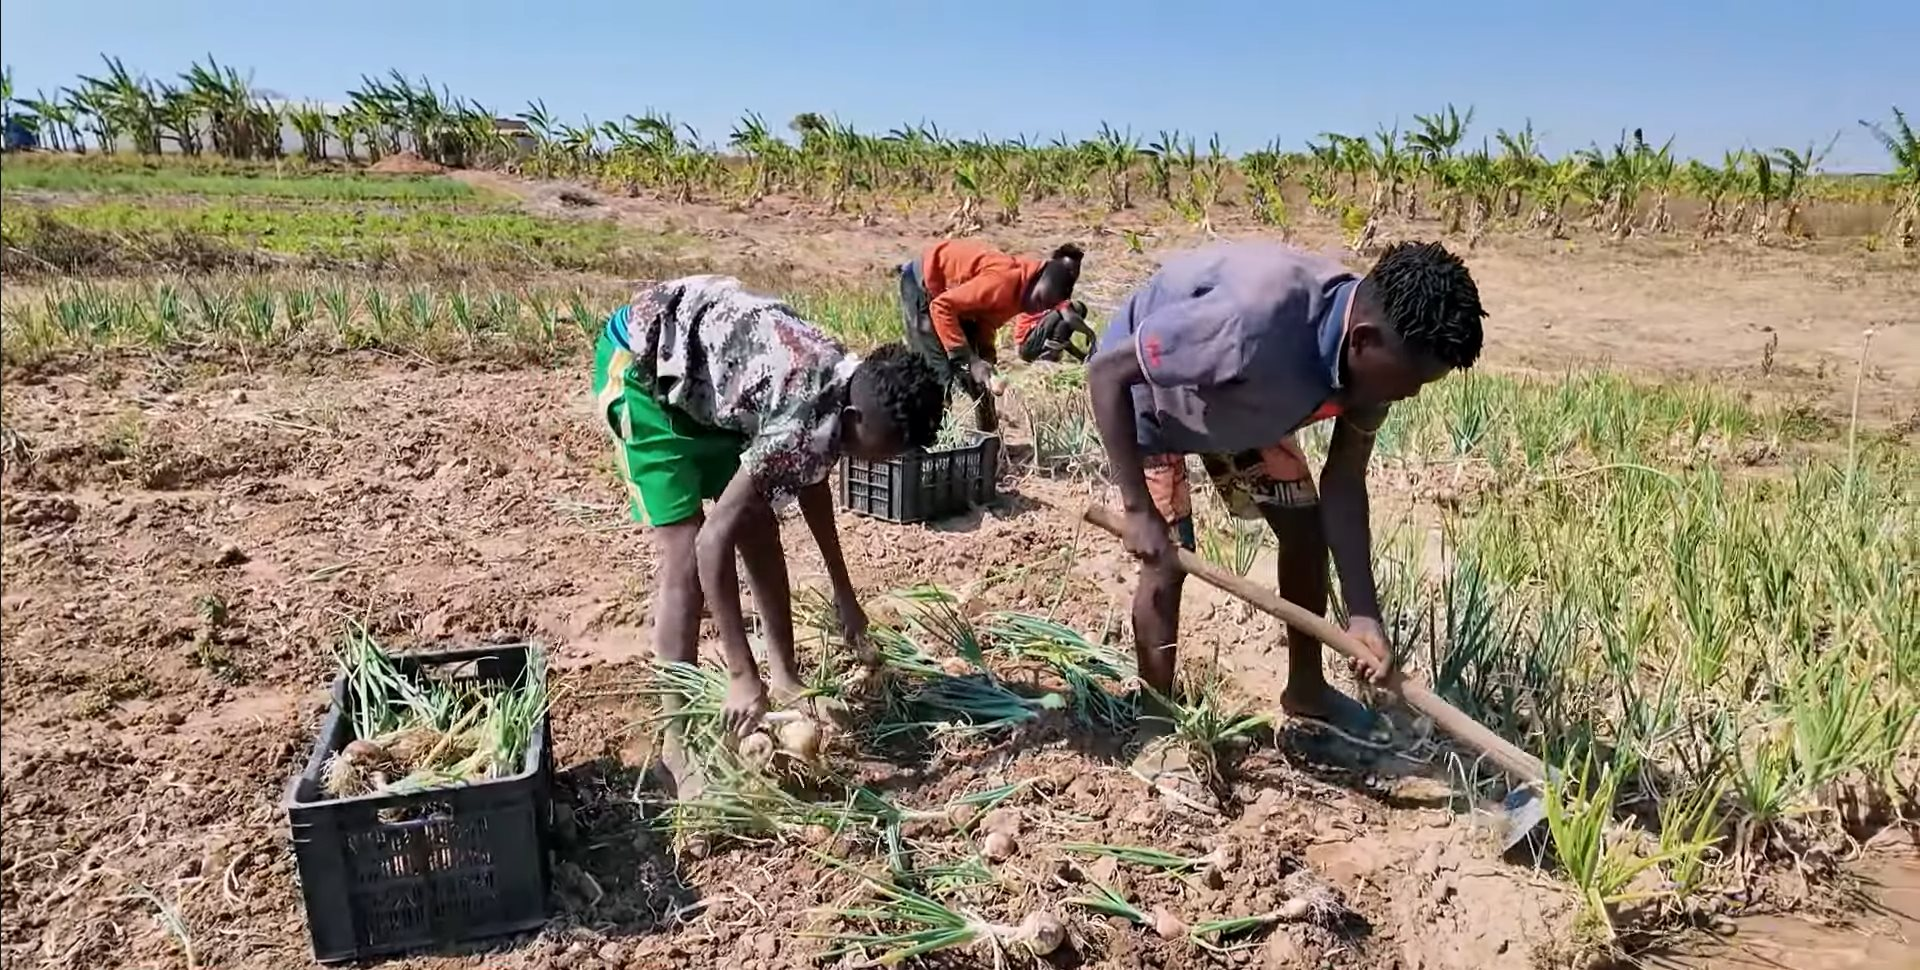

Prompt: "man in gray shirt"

[1089,241,1487,789]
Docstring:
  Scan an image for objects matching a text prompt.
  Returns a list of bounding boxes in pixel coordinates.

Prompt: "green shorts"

[592,333,743,526]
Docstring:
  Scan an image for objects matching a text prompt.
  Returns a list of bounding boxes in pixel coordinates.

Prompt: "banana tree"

[1769,136,1835,238]
[1534,156,1585,238]
[1580,132,1654,240]
[1009,134,1048,204]
[1241,139,1292,230]
[731,111,790,204]
[1053,133,1097,204]
[556,119,600,175]
[1683,159,1734,238]
[881,123,932,194]
[1337,133,1372,196]
[182,57,272,159]
[153,83,206,156]
[63,86,117,153]
[1093,122,1139,211]
[17,91,80,152]
[1144,129,1182,203]
[516,99,559,176]
[1187,133,1228,232]
[1858,107,1916,248]
[333,104,383,163]
[1459,146,1499,246]
[77,55,161,154]
[1406,103,1474,217]
[947,159,984,233]
[1494,122,1544,218]
[1303,138,1345,214]
[1639,137,1677,234]
[286,102,331,162]
[1432,155,1469,234]
[1743,150,1778,242]
[1369,126,1405,214]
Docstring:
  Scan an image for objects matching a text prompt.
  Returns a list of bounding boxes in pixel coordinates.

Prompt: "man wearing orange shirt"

[899,240,1084,430]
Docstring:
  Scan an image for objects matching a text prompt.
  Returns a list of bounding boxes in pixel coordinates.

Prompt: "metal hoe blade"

[1498,784,1547,851]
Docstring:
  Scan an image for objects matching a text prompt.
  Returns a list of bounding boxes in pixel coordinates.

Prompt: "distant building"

[3,116,39,151]
[495,118,536,156]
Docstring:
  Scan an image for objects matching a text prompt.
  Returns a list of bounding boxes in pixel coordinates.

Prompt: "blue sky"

[3,0,1914,171]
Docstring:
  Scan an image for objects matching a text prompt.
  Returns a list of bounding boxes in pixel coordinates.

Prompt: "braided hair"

[848,344,945,448]
[1361,241,1486,368]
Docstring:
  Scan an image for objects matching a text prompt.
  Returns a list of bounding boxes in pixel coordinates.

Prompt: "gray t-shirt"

[1097,242,1359,455]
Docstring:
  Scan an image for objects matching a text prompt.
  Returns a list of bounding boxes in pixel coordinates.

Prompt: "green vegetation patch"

[1,153,484,203]
[0,201,678,278]
[0,277,905,370]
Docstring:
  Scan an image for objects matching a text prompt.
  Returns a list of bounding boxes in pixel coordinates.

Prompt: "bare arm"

[1319,411,1385,621]
[1089,341,1153,517]
[797,480,858,609]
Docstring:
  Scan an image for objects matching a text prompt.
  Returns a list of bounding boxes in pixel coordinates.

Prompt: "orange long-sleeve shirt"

[920,240,1043,357]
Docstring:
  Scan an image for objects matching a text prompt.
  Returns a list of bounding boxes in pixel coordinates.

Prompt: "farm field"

[1,77,1918,970]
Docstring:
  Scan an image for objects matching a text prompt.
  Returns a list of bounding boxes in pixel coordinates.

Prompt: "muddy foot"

[1280,683,1389,745]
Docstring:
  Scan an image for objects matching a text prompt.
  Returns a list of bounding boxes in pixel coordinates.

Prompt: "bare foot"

[1280,682,1387,743]
[656,733,708,803]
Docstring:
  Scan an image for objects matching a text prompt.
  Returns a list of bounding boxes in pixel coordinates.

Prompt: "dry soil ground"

[2,175,1916,970]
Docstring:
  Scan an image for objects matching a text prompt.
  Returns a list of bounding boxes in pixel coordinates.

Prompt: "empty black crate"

[840,433,1000,523]
[284,644,551,963]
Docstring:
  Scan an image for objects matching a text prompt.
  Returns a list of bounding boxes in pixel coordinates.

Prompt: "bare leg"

[1269,506,1329,695]
[651,515,711,799]
[1132,557,1185,736]
[734,503,804,699]
[652,517,706,666]
[1267,505,1379,734]
[1129,549,1211,802]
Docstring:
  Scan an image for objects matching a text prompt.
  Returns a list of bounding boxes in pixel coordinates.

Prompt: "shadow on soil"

[921,487,1047,534]
[549,757,698,937]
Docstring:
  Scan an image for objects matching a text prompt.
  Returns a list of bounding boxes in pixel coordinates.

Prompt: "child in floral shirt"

[592,275,946,795]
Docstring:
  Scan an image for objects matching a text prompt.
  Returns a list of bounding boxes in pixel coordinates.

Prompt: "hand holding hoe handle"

[1083,504,1547,786]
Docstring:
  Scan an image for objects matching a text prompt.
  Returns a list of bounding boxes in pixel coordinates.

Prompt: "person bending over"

[899,240,1083,429]
[593,275,946,795]
[1015,299,1097,363]
[1088,241,1485,791]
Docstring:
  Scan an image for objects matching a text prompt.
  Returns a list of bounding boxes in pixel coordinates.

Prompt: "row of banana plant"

[0,57,519,168]
[3,60,1915,247]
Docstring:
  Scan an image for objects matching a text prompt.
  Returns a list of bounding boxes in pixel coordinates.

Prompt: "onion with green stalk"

[322,632,548,799]
[811,853,1066,962]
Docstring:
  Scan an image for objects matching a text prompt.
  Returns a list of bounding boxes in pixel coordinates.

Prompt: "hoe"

[1085,505,1551,849]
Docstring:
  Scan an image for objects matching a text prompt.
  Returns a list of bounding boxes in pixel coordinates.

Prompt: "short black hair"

[849,344,945,448]
[1361,241,1486,368]
[1036,242,1084,294]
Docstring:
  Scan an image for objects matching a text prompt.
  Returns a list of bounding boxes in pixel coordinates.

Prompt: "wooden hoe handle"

[1082,505,1548,786]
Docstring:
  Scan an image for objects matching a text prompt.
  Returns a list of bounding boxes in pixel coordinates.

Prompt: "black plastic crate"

[840,432,1001,523]
[283,643,552,964]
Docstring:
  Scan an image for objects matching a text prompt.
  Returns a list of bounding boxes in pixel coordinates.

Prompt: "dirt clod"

[1263,930,1310,969]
